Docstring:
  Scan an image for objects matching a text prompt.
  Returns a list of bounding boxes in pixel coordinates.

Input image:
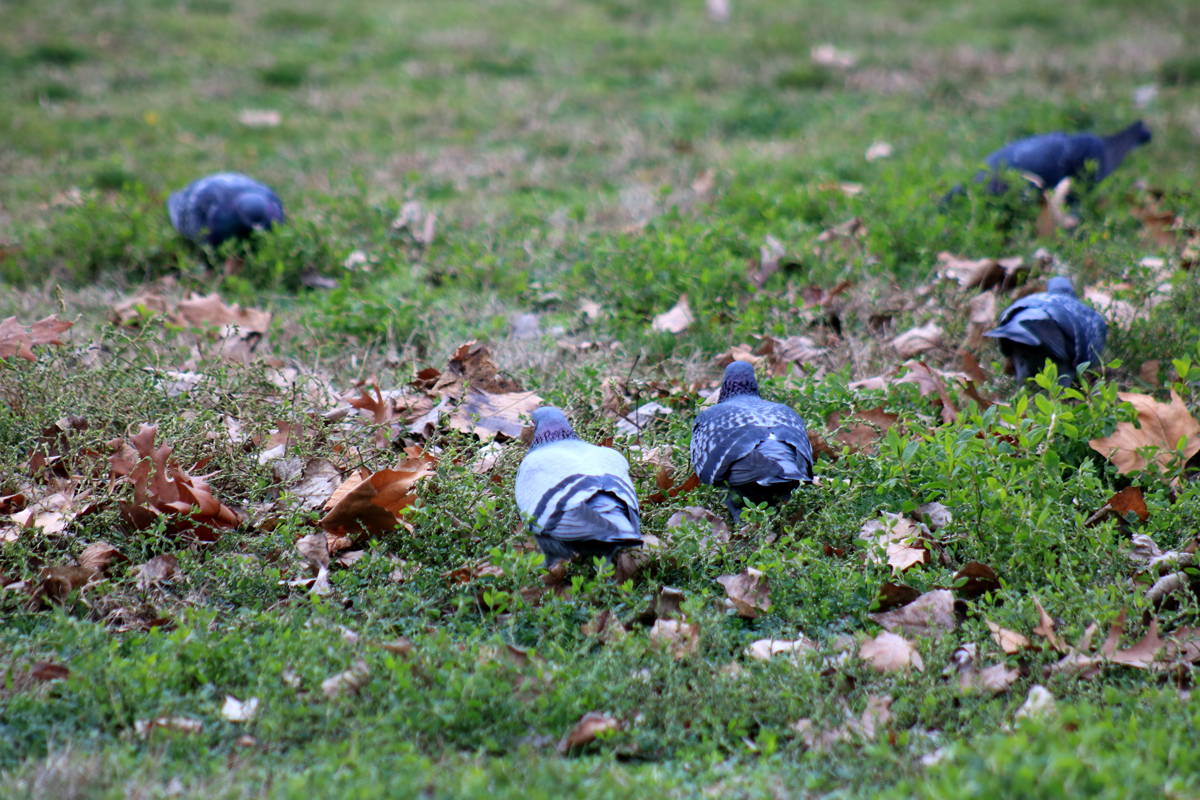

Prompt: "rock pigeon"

[690,362,814,523]
[515,407,641,569]
[167,173,285,247]
[943,120,1151,201]
[984,277,1107,386]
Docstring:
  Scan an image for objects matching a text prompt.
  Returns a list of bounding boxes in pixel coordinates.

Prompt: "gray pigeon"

[167,172,285,247]
[515,407,641,569]
[943,120,1151,202]
[984,277,1107,385]
[690,361,814,523]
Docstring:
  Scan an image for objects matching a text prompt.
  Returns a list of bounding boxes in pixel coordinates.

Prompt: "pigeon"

[943,120,1151,201]
[515,407,641,569]
[984,277,1107,386]
[690,361,814,523]
[167,172,285,247]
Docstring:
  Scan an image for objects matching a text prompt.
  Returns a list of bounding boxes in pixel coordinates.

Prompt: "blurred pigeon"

[167,173,284,247]
[515,407,641,569]
[943,120,1151,201]
[690,362,814,523]
[984,277,1107,385]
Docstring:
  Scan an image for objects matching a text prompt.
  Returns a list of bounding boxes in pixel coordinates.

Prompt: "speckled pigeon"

[984,277,1107,386]
[515,407,641,569]
[690,361,814,523]
[167,172,284,247]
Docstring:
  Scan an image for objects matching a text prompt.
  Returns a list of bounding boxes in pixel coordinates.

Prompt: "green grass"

[3,0,1200,797]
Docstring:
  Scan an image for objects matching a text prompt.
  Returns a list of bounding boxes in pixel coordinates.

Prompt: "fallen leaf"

[320,452,436,540]
[811,43,855,68]
[812,217,866,259]
[582,609,627,643]
[860,631,924,673]
[987,620,1031,654]
[221,695,260,722]
[865,141,893,162]
[1015,685,1055,721]
[29,661,70,682]
[649,618,699,659]
[612,533,663,584]
[237,109,282,127]
[953,561,1000,598]
[858,513,930,573]
[321,659,371,698]
[135,554,180,591]
[557,712,623,754]
[666,506,729,555]
[705,0,729,22]
[0,315,73,362]
[448,390,542,441]
[135,717,203,737]
[948,644,1017,694]
[1031,598,1063,652]
[716,568,771,619]
[651,295,694,334]
[286,458,343,510]
[432,341,524,400]
[937,252,1025,291]
[1088,391,1200,478]
[78,541,127,575]
[868,590,955,637]
[827,406,899,454]
[746,637,816,661]
[1110,619,1166,669]
[891,322,943,358]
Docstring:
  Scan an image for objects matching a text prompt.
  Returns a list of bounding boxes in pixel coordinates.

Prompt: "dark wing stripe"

[536,474,636,534]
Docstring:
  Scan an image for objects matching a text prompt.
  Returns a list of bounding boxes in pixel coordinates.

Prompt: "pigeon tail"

[1100,120,1152,180]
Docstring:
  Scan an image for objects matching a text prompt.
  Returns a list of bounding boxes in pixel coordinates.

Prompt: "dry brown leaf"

[1031,597,1063,652]
[865,141,893,162]
[287,458,343,510]
[78,541,127,575]
[649,618,699,659]
[582,609,627,643]
[937,252,1024,291]
[110,294,170,326]
[1088,391,1200,478]
[221,695,260,722]
[746,637,816,661]
[963,291,997,350]
[321,659,371,698]
[860,631,924,673]
[613,532,663,583]
[948,644,1019,694]
[33,565,98,606]
[986,620,1031,654]
[827,406,899,454]
[812,217,866,259]
[891,322,943,358]
[858,513,930,573]
[755,335,827,376]
[432,341,524,400]
[811,44,855,68]
[448,390,542,441]
[557,712,623,754]
[135,554,180,591]
[320,452,436,541]
[0,315,73,362]
[868,590,955,637]
[135,717,203,737]
[1110,619,1166,669]
[1015,685,1055,721]
[953,561,1000,599]
[666,506,729,555]
[716,568,771,620]
[651,294,694,334]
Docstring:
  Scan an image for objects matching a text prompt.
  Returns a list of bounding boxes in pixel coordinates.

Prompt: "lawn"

[3,0,1200,797]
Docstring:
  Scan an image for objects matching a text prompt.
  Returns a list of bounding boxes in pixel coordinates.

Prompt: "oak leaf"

[1088,391,1200,477]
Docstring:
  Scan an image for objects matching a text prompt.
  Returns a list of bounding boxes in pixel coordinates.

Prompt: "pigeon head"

[529,407,579,449]
[1045,277,1076,296]
[235,192,282,233]
[719,361,760,401]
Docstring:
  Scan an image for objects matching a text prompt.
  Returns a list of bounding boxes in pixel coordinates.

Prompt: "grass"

[3,0,1200,797]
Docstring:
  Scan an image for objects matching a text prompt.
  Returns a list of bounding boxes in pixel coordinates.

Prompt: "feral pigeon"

[984,277,1107,385]
[690,362,814,523]
[167,172,285,247]
[515,407,641,569]
[943,120,1151,201]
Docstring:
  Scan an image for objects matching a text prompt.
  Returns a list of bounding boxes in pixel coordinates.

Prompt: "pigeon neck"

[1100,123,1149,179]
[719,378,760,402]
[530,424,578,449]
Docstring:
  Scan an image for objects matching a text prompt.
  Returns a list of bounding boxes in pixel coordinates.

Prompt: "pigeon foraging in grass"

[167,172,285,248]
[984,277,1107,386]
[515,407,641,569]
[691,361,814,523]
[943,120,1151,201]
